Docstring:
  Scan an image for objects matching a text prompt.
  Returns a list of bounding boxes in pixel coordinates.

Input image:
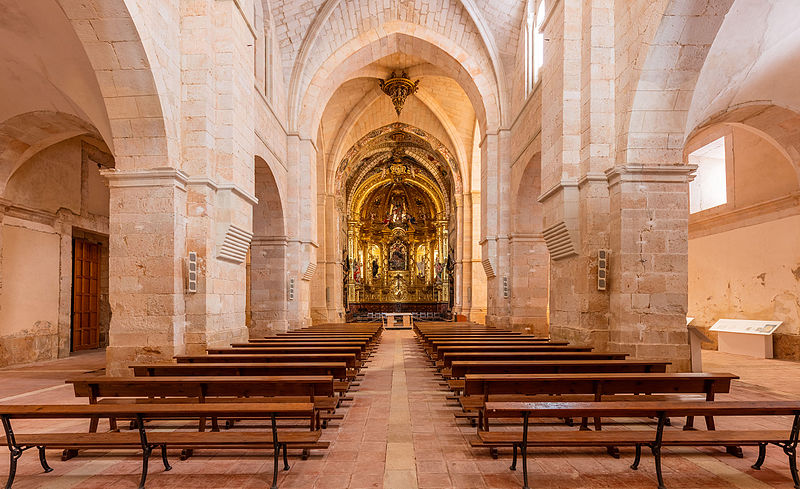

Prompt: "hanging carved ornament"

[378,71,420,116]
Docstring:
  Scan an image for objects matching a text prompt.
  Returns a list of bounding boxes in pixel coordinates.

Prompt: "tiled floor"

[0,332,799,488]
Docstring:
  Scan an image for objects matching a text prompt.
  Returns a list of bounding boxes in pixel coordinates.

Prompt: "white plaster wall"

[688,214,800,339]
[0,223,61,337]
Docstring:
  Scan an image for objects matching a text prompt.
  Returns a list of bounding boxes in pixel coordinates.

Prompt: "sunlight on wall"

[689,137,727,214]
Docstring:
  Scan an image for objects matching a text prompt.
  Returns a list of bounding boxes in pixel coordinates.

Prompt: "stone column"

[468,191,487,322]
[285,135,318,329]
[509,234,549,335]
[250,236,288,335]
[480,131,512,328]
[606,165,693,371]
[103,169,188,376]
[452,195,464,316]
[311,193,344,323]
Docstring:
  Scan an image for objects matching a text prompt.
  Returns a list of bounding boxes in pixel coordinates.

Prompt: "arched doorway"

[249,156,288,336]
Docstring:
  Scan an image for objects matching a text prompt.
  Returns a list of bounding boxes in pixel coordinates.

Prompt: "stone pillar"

[509,234,549,335]
[480,131,512,328]
[606,165,693,371]
[286,135,318,329]
[452,195,464,316]
[103,169,188,376]
[467,191,487,322]
[311,193,344,323]
[250,236,288,335]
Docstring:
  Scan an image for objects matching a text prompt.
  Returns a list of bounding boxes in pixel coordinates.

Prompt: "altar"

[383,312,413,330]
[342,147,453,320]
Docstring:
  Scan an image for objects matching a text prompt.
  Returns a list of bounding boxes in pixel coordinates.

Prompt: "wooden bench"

[445,360,670,394]
[0,403,320,489]
[229,342,371,356]
[67,375,336,432]
[206,346,364,363]
[440,351,629,370]
[482,401,800,489]
[464,372,738,432]
[131,362,353,398]
[175,353,360,372]
[431,345,592,361]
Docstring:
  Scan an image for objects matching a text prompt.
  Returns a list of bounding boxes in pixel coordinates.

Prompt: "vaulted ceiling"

[266,0,526,193]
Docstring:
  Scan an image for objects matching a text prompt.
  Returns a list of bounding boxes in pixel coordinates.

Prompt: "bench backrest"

[450,360,670,377]
[442,351,629,367]
[433,345,591,359]
[484,400,800,418]
[132,363,348,379]
[0,402,316,420]
[175,353,358,368]
[69,376,335,400]
[230,342,367,351]
[464,373,738,398]
[207,346,363,360]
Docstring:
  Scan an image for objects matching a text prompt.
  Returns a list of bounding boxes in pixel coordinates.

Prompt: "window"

[689,137,727,214]
[524,0,546,96]
[534,0,545,81]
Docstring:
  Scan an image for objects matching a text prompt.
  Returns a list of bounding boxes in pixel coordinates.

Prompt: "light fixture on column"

[378,71,420,116]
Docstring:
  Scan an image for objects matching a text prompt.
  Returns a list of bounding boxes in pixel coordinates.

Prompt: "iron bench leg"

[649,412,667,489]
[783,413,800,489]
[631,444,642,470]
[752,443,767,470]
[160,445,171,471]
[521,412,530,489]
[2,415,22,489]
[270,413,279,489]
[135,414,154,489]
[510,443,518,471]
[37,446,53,473]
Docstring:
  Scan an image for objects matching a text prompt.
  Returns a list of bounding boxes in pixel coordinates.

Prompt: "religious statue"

[435,260,443,282]
[353,261,361,283]
[372,259,379,278]
[389,241,407,271]
[416,254,427,280]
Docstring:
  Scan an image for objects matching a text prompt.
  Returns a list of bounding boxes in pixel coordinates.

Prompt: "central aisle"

[292,329,524,489]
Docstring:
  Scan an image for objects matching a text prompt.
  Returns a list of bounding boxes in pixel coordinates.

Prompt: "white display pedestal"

[709,319,782,359]
[383,313,413,330]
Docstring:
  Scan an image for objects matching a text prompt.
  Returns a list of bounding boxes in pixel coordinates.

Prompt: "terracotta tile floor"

[1,332,799,488]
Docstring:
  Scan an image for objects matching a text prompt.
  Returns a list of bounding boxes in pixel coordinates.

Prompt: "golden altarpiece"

[345,150,450,313]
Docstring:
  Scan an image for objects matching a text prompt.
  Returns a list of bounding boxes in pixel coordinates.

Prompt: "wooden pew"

[175,353,359,371]
[482,401,800,489]
[0,403,318,489]
[421,338,561,354]
[464,372,738,432]
[446,360,671,394]
[206,346,364,363]
[431,345,592,361]
[229,342,370,354]
[132,362,347,379]
[131,362,353,398]
[67,376,336,432]
[440,351,630,371]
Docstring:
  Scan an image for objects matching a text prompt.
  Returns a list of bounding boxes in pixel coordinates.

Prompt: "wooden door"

[72,238,100,350]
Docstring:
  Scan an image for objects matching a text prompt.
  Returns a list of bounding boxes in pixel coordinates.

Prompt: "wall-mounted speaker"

[288,277,295,301]
[597,249,609,291]
[503,277,509,299]
[187,252,198,293]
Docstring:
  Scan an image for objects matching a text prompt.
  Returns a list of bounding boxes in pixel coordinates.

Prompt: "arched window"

[534,0,545,81]
[525,0,546,96]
